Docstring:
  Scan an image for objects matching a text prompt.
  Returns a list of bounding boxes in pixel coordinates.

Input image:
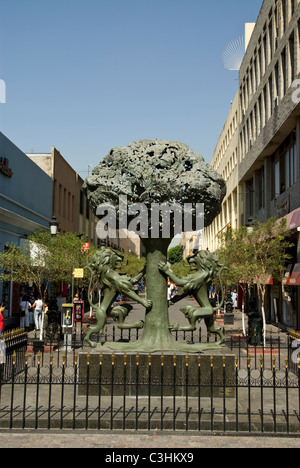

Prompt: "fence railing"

[0,349,299,434]
[0,329,27,381]
[0,325,299,434]
[27,324,298,372]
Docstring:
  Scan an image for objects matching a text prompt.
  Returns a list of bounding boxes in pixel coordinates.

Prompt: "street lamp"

[246,217,254,234]
[49,216,59,236]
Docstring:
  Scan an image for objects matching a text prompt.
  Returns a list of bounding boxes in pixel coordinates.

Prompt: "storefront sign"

[0,158,13,178]
[73,268,84,278]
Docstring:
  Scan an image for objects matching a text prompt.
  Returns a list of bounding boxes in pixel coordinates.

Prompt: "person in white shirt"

[32,296,44,331]
[19,295,31,330]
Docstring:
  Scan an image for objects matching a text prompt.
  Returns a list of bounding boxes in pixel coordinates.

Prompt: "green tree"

[167,245,183,264]
[217,217,292,336]
[0,231,93,298]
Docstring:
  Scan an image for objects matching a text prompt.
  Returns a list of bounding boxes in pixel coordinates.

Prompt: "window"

[269,20,273,60]
[86,198,90,220]
[291,0,295,17]
[263,35,268,70]
[258,167,265,209]
[281,47,286,96]
[285,138,297,188]
[282,0,287,33]
[254,57,258,91]
[289,32,295,84]
[247,179,254,217]
[268,75,273,117]
[263,85,267,124]
[258,47,262,83]
[274,159,280,197]
[258,95,262,133]
[271,130,297,199]
[80,190,84,215]
[274,62,279,101]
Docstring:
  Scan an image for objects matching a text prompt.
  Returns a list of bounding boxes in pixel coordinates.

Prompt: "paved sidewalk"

[0,431,300,448]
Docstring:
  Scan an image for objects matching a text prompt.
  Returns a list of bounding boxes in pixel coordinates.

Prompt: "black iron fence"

[27,324,299,372]
[0,329,27,381]
[0,328,300,435]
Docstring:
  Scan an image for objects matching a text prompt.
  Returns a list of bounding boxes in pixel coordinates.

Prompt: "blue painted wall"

[0,132,53,316]
[0,132,53,240]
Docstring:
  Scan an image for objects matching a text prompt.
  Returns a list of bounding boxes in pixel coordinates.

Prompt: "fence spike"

[235,355,239,368]
[285,356,289,369]
[185,354,189,367]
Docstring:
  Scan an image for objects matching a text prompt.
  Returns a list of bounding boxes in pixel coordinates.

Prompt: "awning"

[254,275,274,285]
[289,263,300,286]
[288,208,300,230]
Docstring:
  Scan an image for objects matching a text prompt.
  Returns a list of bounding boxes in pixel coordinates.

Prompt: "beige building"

[205,0,300,330]
[237,0,300,330]
[203,92,240,251]
[28,148,96,244]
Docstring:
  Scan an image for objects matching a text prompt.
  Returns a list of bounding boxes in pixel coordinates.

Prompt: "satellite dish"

[222,36,245,71]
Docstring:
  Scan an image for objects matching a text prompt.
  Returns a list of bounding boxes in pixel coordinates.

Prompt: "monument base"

[78,347,236,398]
[224,313,235,325]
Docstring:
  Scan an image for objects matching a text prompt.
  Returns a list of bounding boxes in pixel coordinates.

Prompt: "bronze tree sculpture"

[83,139,226,352]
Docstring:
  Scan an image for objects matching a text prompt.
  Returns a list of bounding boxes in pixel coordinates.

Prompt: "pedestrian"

[19,295,31,331]
[231,289,238,311]
[0,303,5,336]
[32,295,44,331]
[167,282,173,307]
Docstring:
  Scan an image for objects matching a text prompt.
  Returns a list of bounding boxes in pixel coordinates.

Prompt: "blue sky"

[0,0,262,178]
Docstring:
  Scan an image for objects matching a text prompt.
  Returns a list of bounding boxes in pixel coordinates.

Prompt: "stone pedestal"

[78,347,236,398]
[224,313,235,325]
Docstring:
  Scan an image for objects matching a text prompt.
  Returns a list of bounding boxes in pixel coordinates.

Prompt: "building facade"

[205,0,300,330]
[0,133,53,321]
[203,92,241,251]
[239,0,300,330]
[28,148,97,244]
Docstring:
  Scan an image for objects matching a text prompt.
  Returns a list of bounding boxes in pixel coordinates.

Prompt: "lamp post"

[49,216,59,236]
[246,217,254,234]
